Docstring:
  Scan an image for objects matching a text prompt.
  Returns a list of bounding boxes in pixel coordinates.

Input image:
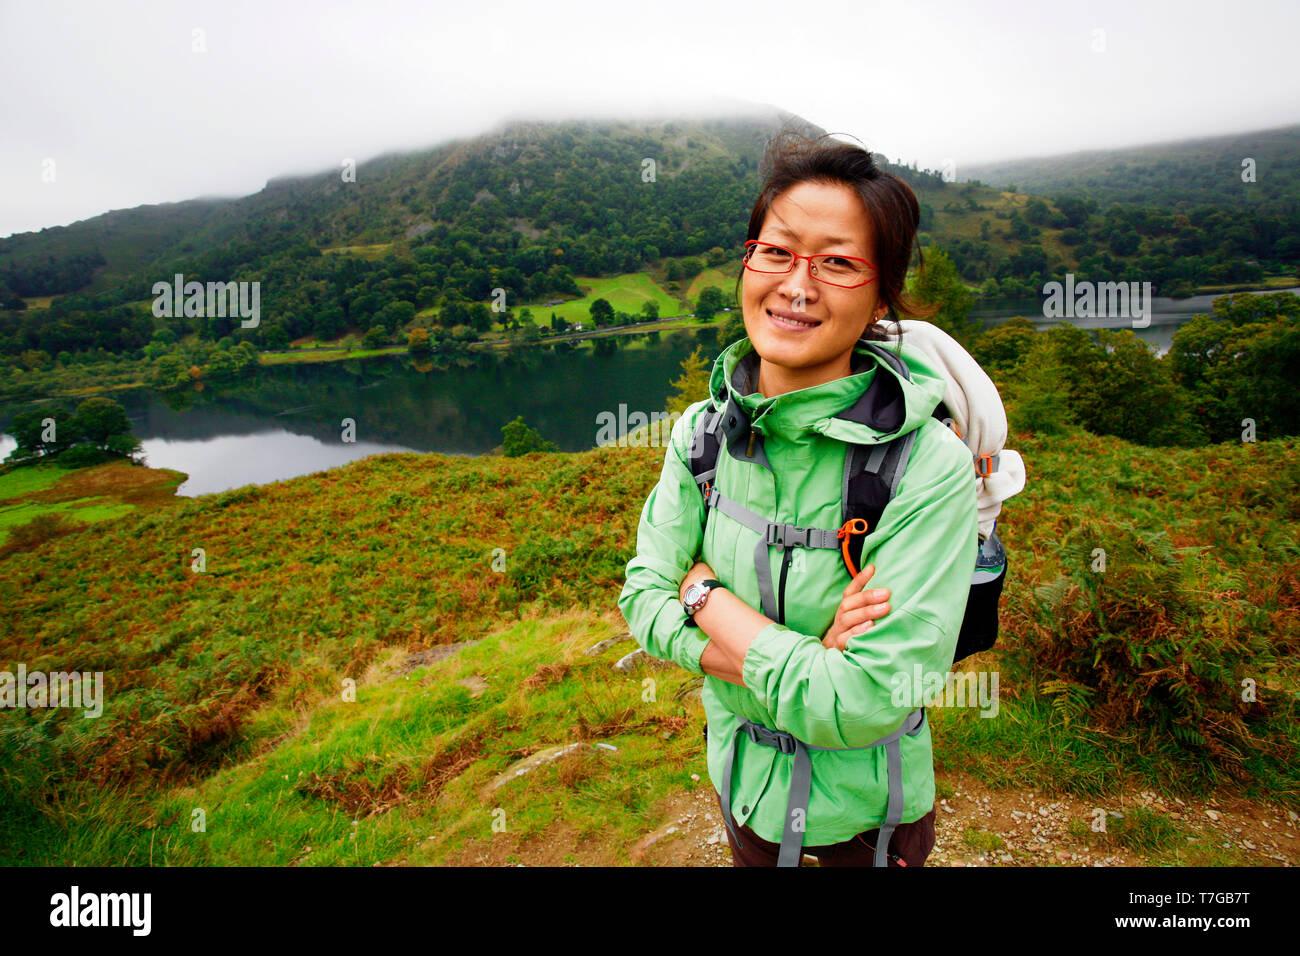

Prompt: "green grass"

[525,273,683,327]
[0,495,134,544]
[320,243,395,259]
[7,610,703,866]
[961,827,1004,852]
[259,345,406,366]
[0,465,67,501]
[685,266,739,303]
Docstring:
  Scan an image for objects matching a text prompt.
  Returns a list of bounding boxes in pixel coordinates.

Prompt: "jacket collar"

[706,335,949,446]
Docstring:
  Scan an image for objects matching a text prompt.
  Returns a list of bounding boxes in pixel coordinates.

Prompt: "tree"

[639,300,659,322]
[501,415,557,456]
[695,286,726,323]
[364,325,388,349]
[589,298,615,327]
[106,431,144,463]
[379,300,416,333]
[153,353,188,389]
[1011,338,1076,437]
[231,340,258,372]
[665,346,712,415]
[1170,293,1300,442]
[911,248,981,346]
[408,327,432,355]
[715,311,747,350]
[972,316,1036,373]
[1029,325,1203,446]
[7,405,79,460]
[205,349,237,380]
[1053,195,1092,229]
[467,302,493,332]
[70,397,130,447]
[509,312,541,345]
[1023,198,1051,226]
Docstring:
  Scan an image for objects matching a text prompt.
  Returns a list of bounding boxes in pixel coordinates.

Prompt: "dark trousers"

[715,790,936,867]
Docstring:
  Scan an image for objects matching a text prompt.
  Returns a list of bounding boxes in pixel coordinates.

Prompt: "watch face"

[684,584,702,605]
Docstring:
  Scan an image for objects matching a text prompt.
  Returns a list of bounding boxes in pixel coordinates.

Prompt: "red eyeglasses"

[743,240,877,289]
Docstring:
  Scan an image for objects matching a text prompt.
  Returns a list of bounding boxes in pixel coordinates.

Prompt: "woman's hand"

[821,564,890,652]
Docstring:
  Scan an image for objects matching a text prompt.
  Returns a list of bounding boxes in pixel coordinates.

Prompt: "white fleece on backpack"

[896,320,1027,539]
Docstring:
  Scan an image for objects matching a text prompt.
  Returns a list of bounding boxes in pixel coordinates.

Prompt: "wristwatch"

[682,578,724,626]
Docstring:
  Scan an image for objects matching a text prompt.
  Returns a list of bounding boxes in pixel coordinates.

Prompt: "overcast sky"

[2,0,1297,238]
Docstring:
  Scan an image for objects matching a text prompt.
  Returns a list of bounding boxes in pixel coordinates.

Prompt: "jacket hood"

[706,335,950,446]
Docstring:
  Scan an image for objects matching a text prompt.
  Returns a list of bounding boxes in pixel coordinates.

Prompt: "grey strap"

[863,442,889,476]
[865,707,926,866]
[704,485,841,622]
[783,736,813,867]
[720,709,927,867]
[720,723,748,851]
[882,429,917,499]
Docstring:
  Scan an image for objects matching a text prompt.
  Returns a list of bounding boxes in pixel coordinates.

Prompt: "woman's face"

[741,180,885,389]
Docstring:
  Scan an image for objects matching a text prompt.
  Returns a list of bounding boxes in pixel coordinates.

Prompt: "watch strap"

[683,578,724,626]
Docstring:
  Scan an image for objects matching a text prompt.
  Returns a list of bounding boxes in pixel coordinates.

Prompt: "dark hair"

[733,130,936,344]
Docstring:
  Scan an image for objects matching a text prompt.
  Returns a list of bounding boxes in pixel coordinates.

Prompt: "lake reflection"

[141,431,420,496]
[1,330,708,497]
[3,290,1294,498]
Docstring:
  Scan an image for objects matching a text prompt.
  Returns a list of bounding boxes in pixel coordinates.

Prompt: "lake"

[1,331,708,495]
[2,288,1293,496]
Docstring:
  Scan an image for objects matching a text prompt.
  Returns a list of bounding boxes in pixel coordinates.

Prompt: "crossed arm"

[680,560,890,687]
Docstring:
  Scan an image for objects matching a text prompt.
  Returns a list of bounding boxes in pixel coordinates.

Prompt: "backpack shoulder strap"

[687,399,726,525]
[841,432,916,573]
[836,340,916,574]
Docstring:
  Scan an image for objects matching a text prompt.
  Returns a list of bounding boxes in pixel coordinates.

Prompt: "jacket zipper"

[777,546,792,624]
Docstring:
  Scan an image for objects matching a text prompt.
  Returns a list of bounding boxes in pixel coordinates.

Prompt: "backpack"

[686,339,1007,666]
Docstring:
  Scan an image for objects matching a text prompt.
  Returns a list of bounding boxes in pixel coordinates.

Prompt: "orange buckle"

[838,518,870,578]
[975,455,994,478]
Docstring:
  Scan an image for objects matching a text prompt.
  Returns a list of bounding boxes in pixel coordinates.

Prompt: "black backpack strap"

[687,401,725,501]
[840,432,916,574]
[835,341,915,573]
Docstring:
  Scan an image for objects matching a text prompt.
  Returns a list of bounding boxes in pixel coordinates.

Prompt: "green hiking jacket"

[618,335,978,847]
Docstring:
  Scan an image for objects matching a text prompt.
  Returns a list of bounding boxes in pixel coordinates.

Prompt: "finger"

[842,604,890,630]
[841,563,876,598]
[839,620,873,649]
[837,588,892,613]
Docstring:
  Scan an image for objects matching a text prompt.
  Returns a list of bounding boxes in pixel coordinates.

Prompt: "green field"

[321,243,396,259]
[0,461,186,545]
[525,273,684,326]
[685,266,740,304]
[0,465,67,501]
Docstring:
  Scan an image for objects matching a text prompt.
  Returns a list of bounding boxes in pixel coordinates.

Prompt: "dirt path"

[632,771,1299,867]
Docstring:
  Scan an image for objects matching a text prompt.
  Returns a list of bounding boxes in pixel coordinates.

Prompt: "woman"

[618,132,978,867]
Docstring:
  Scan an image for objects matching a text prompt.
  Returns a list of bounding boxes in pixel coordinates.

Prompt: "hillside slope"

[2,421,1298,865]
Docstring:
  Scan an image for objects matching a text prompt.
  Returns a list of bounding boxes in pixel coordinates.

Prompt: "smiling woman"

[619,131,981,869]
[734,132,938,396]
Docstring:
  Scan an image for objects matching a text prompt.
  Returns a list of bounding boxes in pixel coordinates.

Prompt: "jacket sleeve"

[617,401,714,675]
[740,422,978,748]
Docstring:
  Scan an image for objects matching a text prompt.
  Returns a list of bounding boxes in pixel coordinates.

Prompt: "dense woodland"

[0,112,1296,394]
